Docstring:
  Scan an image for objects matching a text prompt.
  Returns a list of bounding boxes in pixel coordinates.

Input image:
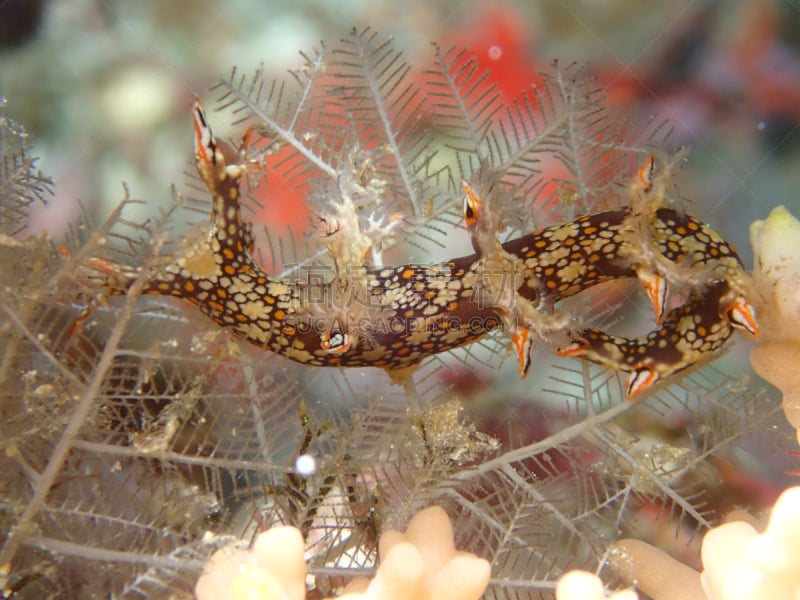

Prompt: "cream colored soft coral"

[749,205,800,342]
[194,505,490,600]
[701,486,800,600]
[748,205,800,443]
[555,570,637,600]
[607,486,800,600]
[338,506,490,600]
[195,526,306,600]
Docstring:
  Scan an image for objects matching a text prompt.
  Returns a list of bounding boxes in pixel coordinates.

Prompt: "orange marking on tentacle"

[511,327,534,377]
[637,155,655,191]
[626,366,659,398]
[724,299,759,337]
[639,271,669,324]
[191,97,214,164]
[555,338,590,358]
[462,180,481,228]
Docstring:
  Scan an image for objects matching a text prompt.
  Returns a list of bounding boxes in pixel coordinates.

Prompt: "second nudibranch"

[95,100,758,398]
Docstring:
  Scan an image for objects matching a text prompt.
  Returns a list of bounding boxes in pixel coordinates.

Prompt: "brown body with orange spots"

[92,101,757,396]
